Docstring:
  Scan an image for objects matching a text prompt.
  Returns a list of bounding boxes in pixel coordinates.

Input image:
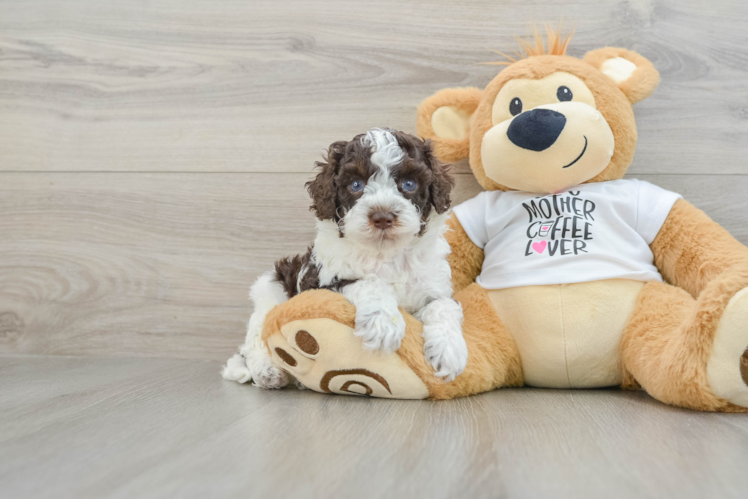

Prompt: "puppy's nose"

[507,108,567,152]
[369,211,396,230]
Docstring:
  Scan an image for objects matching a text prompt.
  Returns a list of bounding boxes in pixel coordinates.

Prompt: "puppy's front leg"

[222,270,291,389]
[342,277,406,354]
[416,298,467,382]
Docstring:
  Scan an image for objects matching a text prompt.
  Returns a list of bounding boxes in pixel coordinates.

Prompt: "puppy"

[223,128,468,388]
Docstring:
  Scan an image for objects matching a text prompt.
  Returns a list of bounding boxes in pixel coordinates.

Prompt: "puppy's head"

[306,128,454,248]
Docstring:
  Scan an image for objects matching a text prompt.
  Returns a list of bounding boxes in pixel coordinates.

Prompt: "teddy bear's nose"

[507,108,567,152]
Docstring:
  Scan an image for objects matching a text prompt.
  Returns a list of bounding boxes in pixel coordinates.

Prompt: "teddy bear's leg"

[260,284,523,400]
[620,281,748,412]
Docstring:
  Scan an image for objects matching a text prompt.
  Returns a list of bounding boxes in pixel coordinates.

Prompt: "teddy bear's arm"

[446,213,484,293]
[651,198,748,298]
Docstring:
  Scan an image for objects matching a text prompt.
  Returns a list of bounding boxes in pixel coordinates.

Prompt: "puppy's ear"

[306,141,346,220]
[424,139,455,214]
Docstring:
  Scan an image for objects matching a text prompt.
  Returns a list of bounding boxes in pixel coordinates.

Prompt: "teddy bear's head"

[416,29,660,194]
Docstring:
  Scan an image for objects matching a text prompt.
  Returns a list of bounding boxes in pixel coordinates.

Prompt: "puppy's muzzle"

[369,211,397,230]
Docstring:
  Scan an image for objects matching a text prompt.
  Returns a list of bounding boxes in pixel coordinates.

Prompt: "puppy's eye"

[557,86,573,102]
[349,180,365,192]
[509,97,523,116]
[401,180,417,192]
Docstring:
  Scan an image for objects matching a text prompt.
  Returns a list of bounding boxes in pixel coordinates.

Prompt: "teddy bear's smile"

[562,135,587,169]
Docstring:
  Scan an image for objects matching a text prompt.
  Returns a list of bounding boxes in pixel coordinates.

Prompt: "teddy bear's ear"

[583,47,660,105]
[416,87,482,162]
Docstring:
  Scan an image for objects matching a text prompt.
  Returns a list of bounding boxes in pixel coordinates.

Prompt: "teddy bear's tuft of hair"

[485,24,574,66]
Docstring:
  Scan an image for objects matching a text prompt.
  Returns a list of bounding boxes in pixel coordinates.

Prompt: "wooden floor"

[0,356,747,498]
[2,0,748,497]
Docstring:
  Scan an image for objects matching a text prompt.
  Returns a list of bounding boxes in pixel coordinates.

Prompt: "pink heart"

[532,241,547,253]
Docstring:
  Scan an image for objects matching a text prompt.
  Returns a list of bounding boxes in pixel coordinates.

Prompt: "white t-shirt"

[452,179,681,290]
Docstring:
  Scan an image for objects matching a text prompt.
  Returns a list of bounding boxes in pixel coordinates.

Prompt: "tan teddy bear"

[258,29,748,412]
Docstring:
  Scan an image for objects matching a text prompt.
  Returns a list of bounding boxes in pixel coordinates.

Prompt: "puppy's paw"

[294,379,308,391]
[354,306,406,354]
[222,353,253,383]
[247,353,291,389]
[423,324,468,382]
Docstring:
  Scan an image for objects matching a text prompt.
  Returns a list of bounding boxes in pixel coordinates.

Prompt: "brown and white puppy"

[223,128,468,389]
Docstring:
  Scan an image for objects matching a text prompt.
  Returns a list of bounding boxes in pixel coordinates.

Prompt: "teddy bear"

[256,29,748,412]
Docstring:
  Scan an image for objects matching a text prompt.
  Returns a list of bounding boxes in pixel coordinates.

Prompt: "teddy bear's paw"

[221,353,253,384]
[707,287,748,408]
[265,318,429,399]
[422,324,468,383]
[353,305,406,354]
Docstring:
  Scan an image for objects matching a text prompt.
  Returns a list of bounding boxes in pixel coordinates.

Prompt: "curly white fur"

[341,276,406,353]
[417,298,467,382]
[221,271,291,389]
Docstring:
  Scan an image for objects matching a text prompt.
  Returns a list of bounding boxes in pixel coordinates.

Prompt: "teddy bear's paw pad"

[269,343,314,377]
[266,318,429,399]
[266,329,319,378]
[708,287,748,407]
[319,368,393,397]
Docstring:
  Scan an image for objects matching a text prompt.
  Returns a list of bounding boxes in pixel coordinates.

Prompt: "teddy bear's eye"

[557,86,573,102]
[509,97,523,116]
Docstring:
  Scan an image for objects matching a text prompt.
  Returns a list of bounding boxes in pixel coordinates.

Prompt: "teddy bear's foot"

[707,287,748,408]
[260,289,431,399]
[265,317,429,399]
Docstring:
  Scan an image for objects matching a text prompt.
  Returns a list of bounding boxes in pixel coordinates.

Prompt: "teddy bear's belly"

[486,279,645,389]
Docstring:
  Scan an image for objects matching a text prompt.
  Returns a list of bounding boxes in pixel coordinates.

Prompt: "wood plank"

[1,356,747,498]
[0,0,747,174]
[1,172,748,360]
[0,172,480,360]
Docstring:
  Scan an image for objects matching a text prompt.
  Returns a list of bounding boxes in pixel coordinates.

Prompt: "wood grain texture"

[1,356,747,498]
[0,172,479,359]
[1,0,747,174]
[1,172,747,360]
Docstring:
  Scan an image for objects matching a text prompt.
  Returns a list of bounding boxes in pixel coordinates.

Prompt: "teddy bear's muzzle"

[480,102,615,194]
